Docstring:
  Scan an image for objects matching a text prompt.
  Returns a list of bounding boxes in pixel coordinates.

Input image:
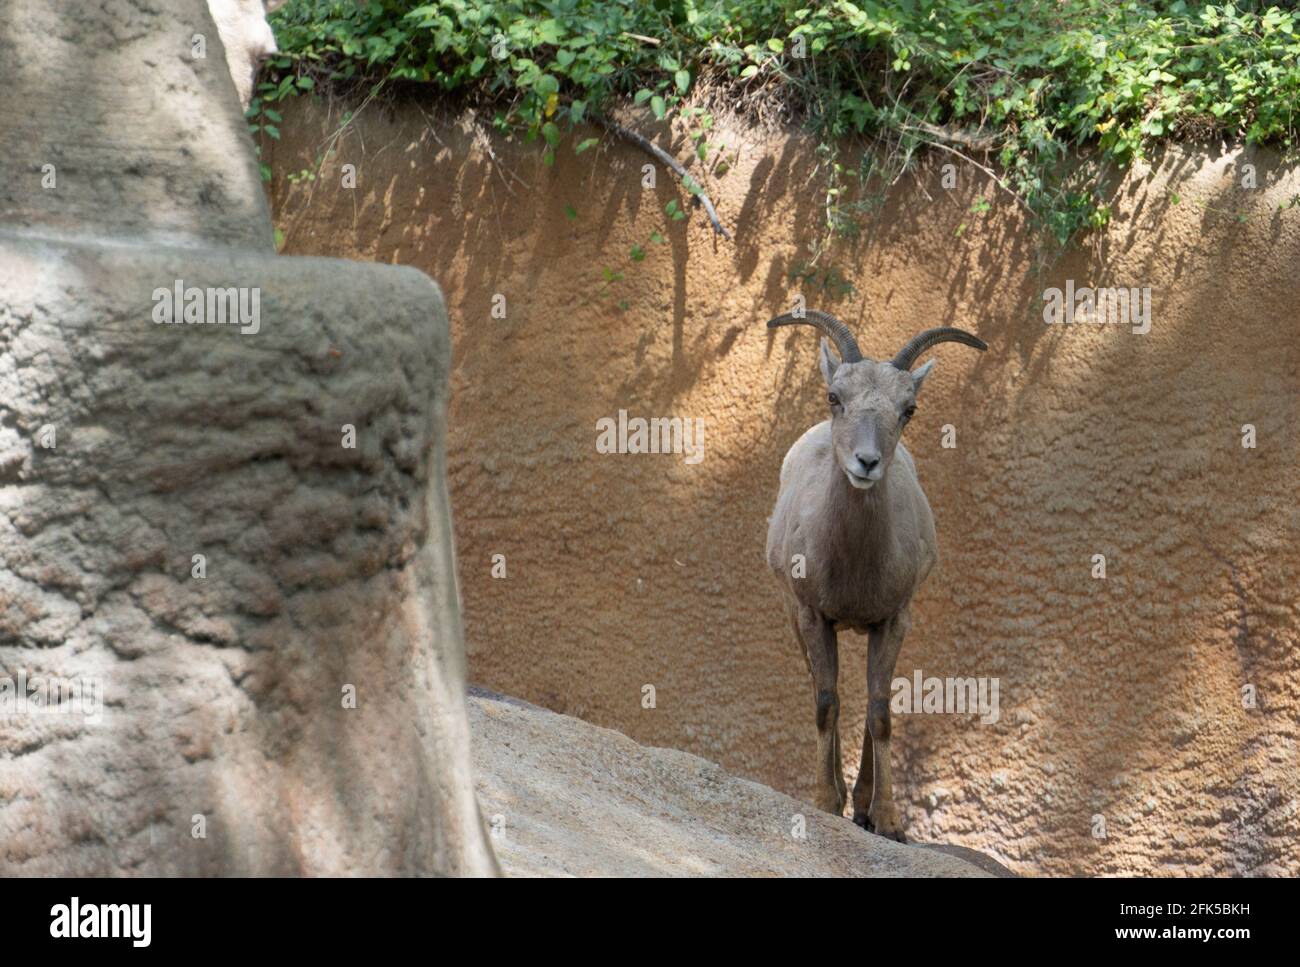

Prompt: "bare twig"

[475,118,532,195]
[411,102,448,149]
[592,114,732,240]
[903,120,1001,152]
[303,81,384,211]
[912,137,1033,216]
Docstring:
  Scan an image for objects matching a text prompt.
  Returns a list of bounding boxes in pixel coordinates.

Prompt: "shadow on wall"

[267,97,1300,877]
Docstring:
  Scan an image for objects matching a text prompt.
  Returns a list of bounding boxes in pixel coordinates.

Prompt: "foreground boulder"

[469,690,1007,877]
[0,0,497,875]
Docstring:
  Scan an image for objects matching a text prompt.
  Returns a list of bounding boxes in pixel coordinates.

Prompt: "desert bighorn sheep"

[765,310,986,841]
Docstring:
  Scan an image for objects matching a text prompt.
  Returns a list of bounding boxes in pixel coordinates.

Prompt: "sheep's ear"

[911,358,936,393]
[819,338,840,387]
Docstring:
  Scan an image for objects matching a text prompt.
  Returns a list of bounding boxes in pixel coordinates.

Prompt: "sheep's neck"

[817,457,902,628]
[824,459,893,554]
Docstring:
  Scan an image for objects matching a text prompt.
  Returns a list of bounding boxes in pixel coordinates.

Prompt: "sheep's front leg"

[851,722,874,828]
[795,604,846,815]
[865,611,909,841]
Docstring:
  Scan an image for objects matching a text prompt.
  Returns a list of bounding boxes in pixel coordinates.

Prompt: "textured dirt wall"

[268,99,1300,876]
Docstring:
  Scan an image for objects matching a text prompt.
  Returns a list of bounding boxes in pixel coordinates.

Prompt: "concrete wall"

[269,99,1300,875]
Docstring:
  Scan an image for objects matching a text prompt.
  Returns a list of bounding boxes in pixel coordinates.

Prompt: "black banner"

[0,875,1280,953]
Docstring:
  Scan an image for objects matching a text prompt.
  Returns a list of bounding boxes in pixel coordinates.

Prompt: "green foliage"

[265,1,1300,243]
[246,54,312,180]
[788,260,858,301]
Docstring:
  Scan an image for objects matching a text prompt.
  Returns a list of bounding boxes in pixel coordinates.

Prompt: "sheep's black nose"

[854,453,880,475]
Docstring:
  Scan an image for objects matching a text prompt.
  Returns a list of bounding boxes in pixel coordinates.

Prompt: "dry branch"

[592,114,732,241]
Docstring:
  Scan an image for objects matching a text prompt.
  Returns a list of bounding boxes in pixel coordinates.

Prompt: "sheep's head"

[208,0,281,110]
[768,310,987,491]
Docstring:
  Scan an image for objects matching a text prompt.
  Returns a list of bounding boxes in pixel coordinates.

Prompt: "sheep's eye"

[828,392,840,407]
[902,404,917,420]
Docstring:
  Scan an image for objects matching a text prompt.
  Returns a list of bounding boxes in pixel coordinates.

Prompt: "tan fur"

[765,350,939,841]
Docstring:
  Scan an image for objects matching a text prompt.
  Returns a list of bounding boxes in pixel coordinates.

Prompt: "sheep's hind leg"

[796,604,846,816]
[865,612,909,841]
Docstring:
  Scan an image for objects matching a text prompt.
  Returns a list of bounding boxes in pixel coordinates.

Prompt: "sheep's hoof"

[817,792,846,816]
[851,811,871,830]
[864,812,907,842]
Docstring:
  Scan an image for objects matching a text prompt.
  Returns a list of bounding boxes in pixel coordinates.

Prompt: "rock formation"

[469,688,1006,877]
[0,0,498,876]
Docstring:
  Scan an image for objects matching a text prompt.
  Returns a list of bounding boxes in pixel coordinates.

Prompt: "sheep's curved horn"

[891,327,987,371]
[766,309,863,363]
